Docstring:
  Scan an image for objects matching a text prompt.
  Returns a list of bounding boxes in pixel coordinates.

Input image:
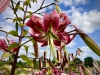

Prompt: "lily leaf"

[20,55,33,66]
[8,42,19,51]
[8,30,18,37]
[1,52,12,59]
[22,30,28,36]
[24,45,29,54]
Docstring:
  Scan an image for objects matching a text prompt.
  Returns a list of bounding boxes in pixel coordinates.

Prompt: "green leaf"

[18,6,24,11]
[25,15,31,18]
[13,17,22,23]
[28,3,31,8]
[14,1,20,13]
[55,4,61,14]
[15,22,18,32]
[26,0,30,4]
[1,52,12,59]
[8,42,19,51]
[19,23,24,27]
[22,30,28,36]
[0,62,6,67]
[27,11,33,15]
[20,55,33,66]
[24,45,29,54]
[23,2,27,7]
[31,53,36,57]
[8,30,18,37]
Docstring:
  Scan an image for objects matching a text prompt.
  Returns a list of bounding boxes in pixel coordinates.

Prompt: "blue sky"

[0,0,100,61]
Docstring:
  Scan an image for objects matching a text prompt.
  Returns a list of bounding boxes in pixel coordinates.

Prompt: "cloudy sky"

[0,0,100,61]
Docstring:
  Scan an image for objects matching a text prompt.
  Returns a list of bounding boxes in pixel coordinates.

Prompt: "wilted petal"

[0,0,10,13]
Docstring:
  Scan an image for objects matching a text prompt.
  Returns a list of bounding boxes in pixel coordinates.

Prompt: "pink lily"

[26,10,73,46]
[0,39,8,51]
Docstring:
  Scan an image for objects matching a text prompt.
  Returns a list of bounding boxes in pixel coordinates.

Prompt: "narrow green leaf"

[14,1,20,13]
[31,53,36,57]
[8,30,18,37]
[8,42,19,51]
[28,3,31,8]
[18,6,24,11]
[24,45,29,54]
[1,52,12,59]
[20,55,33,66]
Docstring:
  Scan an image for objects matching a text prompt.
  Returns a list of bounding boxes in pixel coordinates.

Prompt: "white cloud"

[77,46,100,61]
[60,0,89,6]
[67,41,77,48]
[66,6,100,33]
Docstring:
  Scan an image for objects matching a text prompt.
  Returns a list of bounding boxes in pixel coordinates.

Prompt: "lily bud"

[78,29,100,56]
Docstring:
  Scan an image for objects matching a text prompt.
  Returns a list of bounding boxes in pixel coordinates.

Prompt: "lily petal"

[51,10,59,32]
[0,39,8,51]
[29,28,46,42]
[43,13,51,33]
[63,32,76,45]
[58,12,71,33]
[26,15,43,34]
[0,0,10,13]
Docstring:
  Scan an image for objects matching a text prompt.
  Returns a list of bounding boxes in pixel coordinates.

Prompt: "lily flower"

[26,10,71,46]
[0,39,8,51]
[26,10,76,58]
